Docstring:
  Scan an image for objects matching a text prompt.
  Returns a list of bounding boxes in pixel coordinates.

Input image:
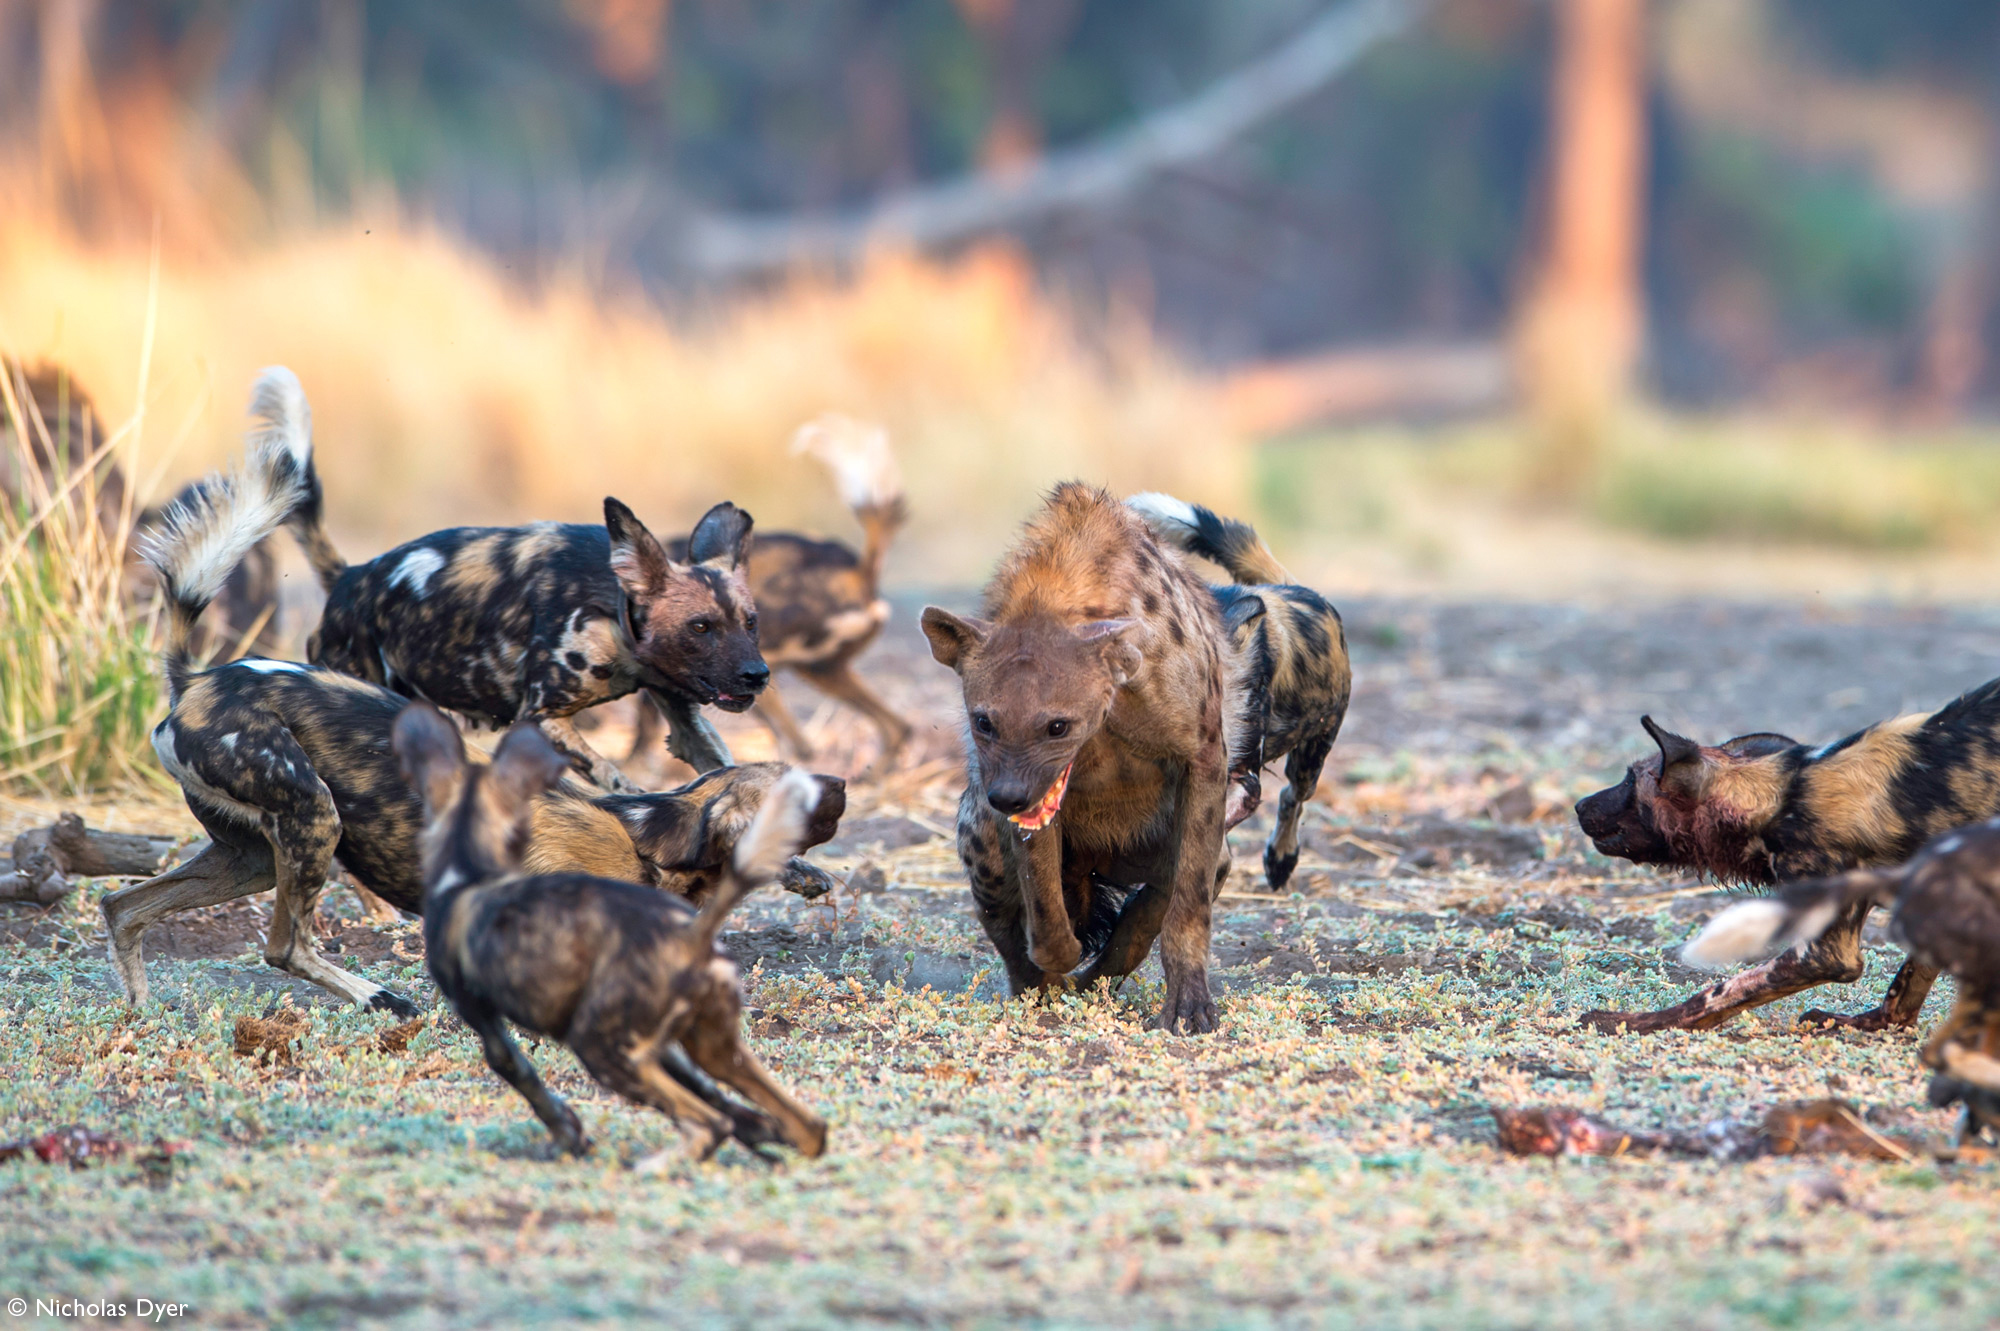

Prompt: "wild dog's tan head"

[921,606,1144,827]
[602,761,847,868]
[604,498,768,713]
[1575,716,1796,884]
[394,702,569,893]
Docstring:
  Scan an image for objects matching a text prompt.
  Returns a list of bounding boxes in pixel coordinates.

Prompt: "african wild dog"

[1574,679,2000,1033]
[923,483,1246,1035]
[1128,493,1351,889]
[2,360,284,656]
[283,391,766,789]
[394,703,828,1160]
[629,414,911,765]
[104,379,845,1012]
[1686,817,2000,1142]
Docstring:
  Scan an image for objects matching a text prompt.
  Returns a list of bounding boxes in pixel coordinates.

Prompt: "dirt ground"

[2,595,1998,1327]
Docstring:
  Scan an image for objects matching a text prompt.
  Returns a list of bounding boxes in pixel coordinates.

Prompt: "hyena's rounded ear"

[921,606,992,671]
[489,723,570,811]
[1077,618,1143,686]
[687,501,754,570]
[393,701,469,813]
[1641,715,1705,785]
[604,497,674,595]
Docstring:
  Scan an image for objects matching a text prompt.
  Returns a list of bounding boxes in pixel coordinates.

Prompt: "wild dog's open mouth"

[1009,763,1073,832]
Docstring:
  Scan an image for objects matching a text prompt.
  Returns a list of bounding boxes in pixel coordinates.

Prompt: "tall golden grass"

[0,219,1246,582]
[0,358,165,796]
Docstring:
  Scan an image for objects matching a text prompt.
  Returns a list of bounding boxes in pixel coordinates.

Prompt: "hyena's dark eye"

[689,618,713,635]
[1047,719,1070,738]
[972,713,995,737]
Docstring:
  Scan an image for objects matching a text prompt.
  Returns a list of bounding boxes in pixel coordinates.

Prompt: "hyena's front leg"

[1580,903,1873,1034]
[958,789,1041,993]
[1157,746,1228,1036]
[1001,818,1082,978]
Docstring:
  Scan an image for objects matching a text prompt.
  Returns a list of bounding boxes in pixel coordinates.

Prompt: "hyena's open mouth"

[1009,763,1073,832]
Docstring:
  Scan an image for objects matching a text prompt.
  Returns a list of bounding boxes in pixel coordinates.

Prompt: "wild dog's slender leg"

[678,972,828,1157]
[657,1046,786,1151]
[568,1035,737,1159]
[1801,958,1940,1031]
[646,687,734,774]
[797,660,912,764]
[1226,669,1269,833]
[625,690,667,762]
[101,841,276,1006]
[1921,991,1986,1070]
[751,680,816,760]
[1001,819,1082,977]
[957,789,1045,993]
[1580,903,1873,1034]
[460,1002,590,1155]
[1157,745,1228,1035]
[537,713,641,794]
[258,756,418,1015]
[1265,727,1335,890]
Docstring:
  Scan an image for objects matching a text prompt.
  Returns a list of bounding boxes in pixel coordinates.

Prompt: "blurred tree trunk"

[954,0,1081,175]
[1515,0,1648,486]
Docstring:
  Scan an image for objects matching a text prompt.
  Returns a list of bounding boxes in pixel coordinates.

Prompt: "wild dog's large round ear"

[687,501,754,570]
[605,497,673,595]
[1076,618,1143,686]
[489,723,570,810]
[1219,591,1267,636]
[1641,715,1704,778]
[921,606,992,671]
[392,701,468,813]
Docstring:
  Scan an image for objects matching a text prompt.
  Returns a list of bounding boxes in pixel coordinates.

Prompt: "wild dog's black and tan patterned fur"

[3,361,284,657]
[1686,818,2000,1141]
[295,452,768,788]
[923,483,1249,1035]
[1128,493,1351,889]
[632,414,912,764]
[394,703,828,1160]
[1573,677,2000,1033]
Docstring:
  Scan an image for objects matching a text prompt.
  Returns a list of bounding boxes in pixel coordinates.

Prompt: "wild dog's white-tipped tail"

[1681,899,1793,969]
[690,767,822,951]
[247,366,313,478]
[1127,490,1289,585]
[141,373,318,698]
[791,413,901,515]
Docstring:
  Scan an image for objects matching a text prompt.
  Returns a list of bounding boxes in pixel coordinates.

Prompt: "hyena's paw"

[1159,976,1218,1036]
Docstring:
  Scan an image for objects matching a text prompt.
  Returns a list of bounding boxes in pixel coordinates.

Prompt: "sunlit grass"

[0,362,165,797]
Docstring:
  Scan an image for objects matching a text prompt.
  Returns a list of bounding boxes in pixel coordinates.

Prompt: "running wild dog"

[286,391,766,788]
[923,483,1246,1034]
[1128,493,1350,889]
[634,413,912,765]
[394,704,828,1160]
[105,373,845,1012]
[1574,678,2000,1033]
[1685,818,2000,1142]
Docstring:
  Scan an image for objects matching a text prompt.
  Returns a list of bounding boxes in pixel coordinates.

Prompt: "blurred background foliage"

[6,0,2000,578]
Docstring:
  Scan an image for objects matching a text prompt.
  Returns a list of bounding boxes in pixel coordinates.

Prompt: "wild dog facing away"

[1685,817,2000,1143]
[633,413,913,768]
[923,482,1247,1035]
[3,360,285,658]
[394,703,828,1161]
[1574,679,2000,1033]
[104,373,846,1011]
[1128,492,1350,889]
[289,408,768,788]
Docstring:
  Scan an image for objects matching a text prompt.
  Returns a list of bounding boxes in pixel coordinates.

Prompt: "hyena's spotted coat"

[923,483,1248,1035]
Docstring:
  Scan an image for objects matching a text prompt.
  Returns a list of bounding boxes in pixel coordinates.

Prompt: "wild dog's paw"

[366,988,422,1019]
[1798,1005,1914,1033]
[1262,844,1300,891]
[1576,1007,1688,1035]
